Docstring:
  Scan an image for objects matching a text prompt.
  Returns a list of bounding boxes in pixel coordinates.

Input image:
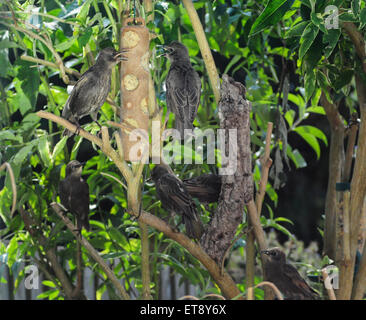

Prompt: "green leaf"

[352,0,360,17]
[331,69,354,91]
[0,131,22,143]
[285,21,309,38]
[323,29,340,58]
[51,136,67,161]
[304,70,316,102]
[293,127,321,158]
[288,147,307,168]
[360,8,366,28]
[310,12,326,33]
[339,12,358,22]
[0,50,11,77]
[296,125,328,146]
[299,23,319,60]
[12,144,34,166]
[38,136,52,167]
[17,60,40,108]
[0,40,20,50]
[250,0,295,36]
[78,26,92,47]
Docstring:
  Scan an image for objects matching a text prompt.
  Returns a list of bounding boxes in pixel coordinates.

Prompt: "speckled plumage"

[62,47,126,136]
[164,41,201,137]
[59,160,90,231]
[262,248,319,300]
[151,165,204,240]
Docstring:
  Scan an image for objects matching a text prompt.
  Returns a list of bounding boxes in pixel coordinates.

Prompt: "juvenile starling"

[59,160,90,231]
[62,47,127,136]
[163,41,201,137]
[183,174,222,203]
[261,247,319,300]
[151,164,204,240]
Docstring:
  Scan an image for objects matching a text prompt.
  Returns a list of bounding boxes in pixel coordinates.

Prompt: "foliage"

[0,0,365,300]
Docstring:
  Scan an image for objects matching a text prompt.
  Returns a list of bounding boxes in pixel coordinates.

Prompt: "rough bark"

[320,92,345,261]
[200,74,253,264]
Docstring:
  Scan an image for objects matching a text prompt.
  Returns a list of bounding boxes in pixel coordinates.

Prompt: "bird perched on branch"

[163,41,201,138]
[261,247,319,300]
[183,174,222,203]
[151,164,204,240]
[59,160,90,232]
[62,47,127,137]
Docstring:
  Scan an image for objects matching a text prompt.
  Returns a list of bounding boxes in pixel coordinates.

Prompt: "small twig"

[0,162,17,216]
[344,114,358,182]
[255,122,273,215]
[51,202,130,300]
[254,281,284,300]
[100,172,127,189]
[36,111,133,183]
[179,295,199,300]
[322,268,337,300]
[72,239,83,299]
[220,227,251,276]
[246,200,267,252]
[182,0,220,104]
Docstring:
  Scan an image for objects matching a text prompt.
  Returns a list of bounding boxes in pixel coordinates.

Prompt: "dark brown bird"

[163,41,201,137]
[59,160,90,231]
[261,247,319,300]
[151,164,204,240]
[183,174,222,203]
[62,47,127,136]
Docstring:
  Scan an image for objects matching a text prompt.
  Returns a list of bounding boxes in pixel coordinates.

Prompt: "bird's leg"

[95,120,102,130]
[74,123,82,135]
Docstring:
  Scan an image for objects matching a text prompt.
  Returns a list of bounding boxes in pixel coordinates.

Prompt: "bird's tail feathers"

[175,119,194,139]
[183,213,204,240]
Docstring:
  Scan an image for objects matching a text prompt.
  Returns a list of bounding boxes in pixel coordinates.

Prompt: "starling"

[163,41,201,137]
[261,247,319,300]
[151,164,204,240]
[59,160,90,231]
[62,47,127,136]
[183,174,222,203]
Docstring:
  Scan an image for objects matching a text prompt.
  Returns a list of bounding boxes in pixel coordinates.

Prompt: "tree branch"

[51,202,130,300]
[137,210,242,299]
[19,207,80,299]
[320,91,345,260]
[201,74,253,264]
[182,0,220,104]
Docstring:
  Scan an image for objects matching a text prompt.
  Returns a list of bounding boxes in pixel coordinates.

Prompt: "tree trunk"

[200,74,253,264]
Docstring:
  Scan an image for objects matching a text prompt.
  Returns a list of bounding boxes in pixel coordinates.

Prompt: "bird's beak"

[261,250,270,255]
[156,44,172,58]
[76,162,85,168]
[114,48,129,62]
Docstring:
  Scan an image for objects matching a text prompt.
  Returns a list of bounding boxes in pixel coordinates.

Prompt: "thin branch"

[254,281,284,300]
[246,200,267,252]
[182,0,220,104]
[343,114,359,182]
[36,111,133,183]
[51,202,130,300]
[37,113,241,299]
[255,122,273,215]
[322,268,337,300]
[18,207,78,299]
[138,210,242,299]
